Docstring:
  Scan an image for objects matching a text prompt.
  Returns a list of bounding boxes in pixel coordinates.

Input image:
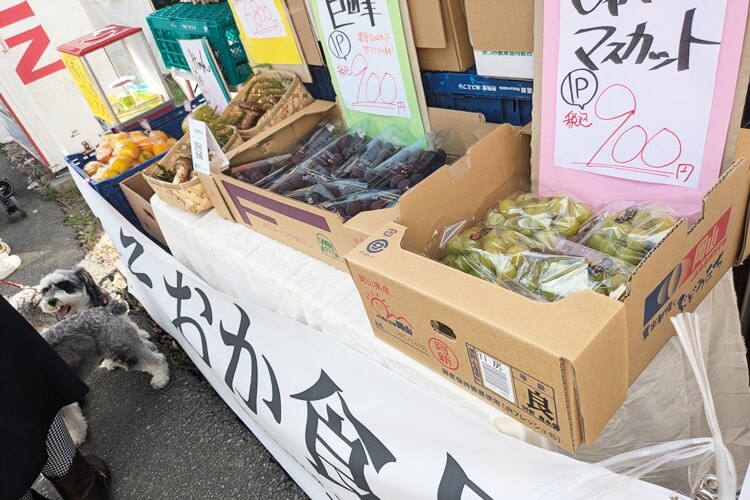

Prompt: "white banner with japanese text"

[71,172,681,499]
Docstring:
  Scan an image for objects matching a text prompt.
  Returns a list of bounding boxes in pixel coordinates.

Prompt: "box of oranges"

[65,128,179,230]
[82,129,177,182]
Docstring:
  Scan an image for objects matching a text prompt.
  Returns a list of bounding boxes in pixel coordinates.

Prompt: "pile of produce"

[150,142,199,184]
[485,192,593,240]
[182,106,235,148]
[319,189,401,219]
[575,203,678,265]
[84,130,176,182]
[363,138,446,193]
[223,75,293,130]
[228,119,450,221]
[230,121,341,185]
[436,193,679,302]
[265,125,369,194]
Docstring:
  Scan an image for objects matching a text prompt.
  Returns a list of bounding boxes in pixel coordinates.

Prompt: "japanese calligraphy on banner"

[59,52,113,122]
[310,0,425,138]
[538,1,749,210]
[229,0,304,65]
[179,39,230,113]
[69,172,678,500]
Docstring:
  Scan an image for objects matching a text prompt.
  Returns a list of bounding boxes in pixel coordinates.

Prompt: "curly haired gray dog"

[11,266,170,445]
[9,266,110,331]
[44,298,170,445]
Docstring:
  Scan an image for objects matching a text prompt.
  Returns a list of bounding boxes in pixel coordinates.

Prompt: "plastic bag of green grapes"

[515,250,634,302]
[437,221,546,284]
[484,192,594,242]
[575,203,679,266]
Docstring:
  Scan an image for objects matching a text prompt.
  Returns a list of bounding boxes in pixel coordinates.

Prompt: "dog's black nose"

[48,298,58,307]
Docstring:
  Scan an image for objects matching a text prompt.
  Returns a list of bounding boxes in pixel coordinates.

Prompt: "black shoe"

[48,450,111,499]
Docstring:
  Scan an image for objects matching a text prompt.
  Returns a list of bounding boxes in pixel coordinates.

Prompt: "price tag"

[189,119,210,175]
[189,118,229,176]
[180,39,231,113]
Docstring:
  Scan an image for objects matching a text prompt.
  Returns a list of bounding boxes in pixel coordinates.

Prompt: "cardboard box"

[213,100,496,271]
[345,125,750,452]
[465,0,534,79]
[407,0,474,72]
[196,101,341,222]
[120,173,168,247]
[286,0,324,66]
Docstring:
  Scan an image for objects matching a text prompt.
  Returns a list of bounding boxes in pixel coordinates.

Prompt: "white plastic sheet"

[152,198,750,492]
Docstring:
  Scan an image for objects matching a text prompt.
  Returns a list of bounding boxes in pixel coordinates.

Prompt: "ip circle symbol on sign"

[367,239,389,253]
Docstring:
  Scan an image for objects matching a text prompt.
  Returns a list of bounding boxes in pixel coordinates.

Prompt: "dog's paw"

[70,427,87,447]
[150,373,170,389]
[100,359,118,371]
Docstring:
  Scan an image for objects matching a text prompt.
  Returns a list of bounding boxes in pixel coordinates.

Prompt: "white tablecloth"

[152,197,750,493]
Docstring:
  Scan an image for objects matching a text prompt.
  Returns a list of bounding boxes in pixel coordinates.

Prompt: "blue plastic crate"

[422,70,533,126]
[305,65,337,101]
[119,95,206,138]
[146,95,206,138]
[65,151,162,231]
[63,96,199,231]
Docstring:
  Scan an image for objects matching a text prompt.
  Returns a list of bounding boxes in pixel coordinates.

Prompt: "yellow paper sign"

[59,52,113,122]
[229,0,303,65]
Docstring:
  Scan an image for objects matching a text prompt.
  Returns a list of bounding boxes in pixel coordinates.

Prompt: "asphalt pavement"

[0,160,82,295]
[34,350,307,499]
[0,156,307,499]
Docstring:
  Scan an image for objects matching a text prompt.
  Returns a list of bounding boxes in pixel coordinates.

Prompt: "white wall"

[0,0,104,167]
[78,0,163,71]
[0,121,10,143]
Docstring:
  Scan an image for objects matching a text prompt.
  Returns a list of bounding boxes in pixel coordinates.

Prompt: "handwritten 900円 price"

[555,1,726,187]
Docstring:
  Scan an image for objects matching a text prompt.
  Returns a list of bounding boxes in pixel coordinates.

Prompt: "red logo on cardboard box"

[428,338,459,370]
[368,292,413,335]
[643,207,732,327]
[680,208,731,286]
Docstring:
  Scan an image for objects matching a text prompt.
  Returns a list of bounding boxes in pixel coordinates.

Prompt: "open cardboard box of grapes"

[345,125,750,452]
[207,100,498,271]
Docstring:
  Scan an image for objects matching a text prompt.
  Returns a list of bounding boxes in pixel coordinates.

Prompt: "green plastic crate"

[147,2,251,86]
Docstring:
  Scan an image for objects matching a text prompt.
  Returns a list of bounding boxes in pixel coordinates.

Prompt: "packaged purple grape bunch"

[364,134,447,192]
[319,189,400,220]
[332,126,406,179]
[285,179,367,205]
[266,123,369,195]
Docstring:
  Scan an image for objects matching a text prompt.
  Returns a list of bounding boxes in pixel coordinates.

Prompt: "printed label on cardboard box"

[257,220,315,250]
[642,208,732,338]
[316,233,341,260]
[358,281,425,355]
[221,180,333,231]
[467,344,560,432]
[475,350,515,403]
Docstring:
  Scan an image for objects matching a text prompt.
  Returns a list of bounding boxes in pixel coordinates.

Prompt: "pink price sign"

[538,0,749,213]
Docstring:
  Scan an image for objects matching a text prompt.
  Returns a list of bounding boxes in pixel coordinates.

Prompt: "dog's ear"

[74,266,107,306]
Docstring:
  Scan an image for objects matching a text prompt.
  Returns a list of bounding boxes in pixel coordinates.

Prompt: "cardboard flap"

[427,107,488,156]
[742,199,750,263]
[226,100,338,165]
[564,307,629,445]
[733,130,750,263]
[346,206,398,236]
[286,0,324,66]
[465,0,534,52]
[120,170,153,199]
[396,125,529,251]
[407,0,448,49]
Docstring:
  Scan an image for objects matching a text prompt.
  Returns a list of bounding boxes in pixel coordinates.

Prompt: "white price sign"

[180,39,231,113]
[189,119,228,176]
